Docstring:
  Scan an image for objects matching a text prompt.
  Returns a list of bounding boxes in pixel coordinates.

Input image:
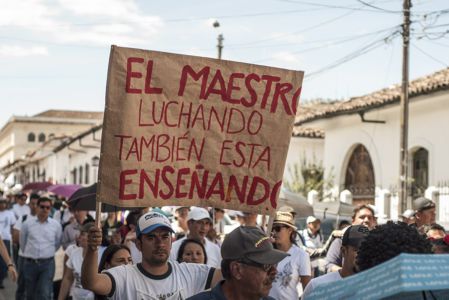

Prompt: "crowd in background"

[0,188,447,299]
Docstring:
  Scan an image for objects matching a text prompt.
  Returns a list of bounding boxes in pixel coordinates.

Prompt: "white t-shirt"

[12,204,30,220]
[0,210,16,240]
[66,247,95,300]
[269,244,312,300]
[301,229,323,249]
[302,271,342,299]
[53,209,73,225]
[170,237,222,268]
[105,261,214,300]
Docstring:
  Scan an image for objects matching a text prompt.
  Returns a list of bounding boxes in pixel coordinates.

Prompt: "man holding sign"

[81,211,222,299]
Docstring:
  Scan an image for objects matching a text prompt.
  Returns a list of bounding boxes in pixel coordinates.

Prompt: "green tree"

[284,157,334,199]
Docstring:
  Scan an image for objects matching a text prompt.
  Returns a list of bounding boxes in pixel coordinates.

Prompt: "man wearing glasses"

[20,196,62,300]
[188,226,289,300]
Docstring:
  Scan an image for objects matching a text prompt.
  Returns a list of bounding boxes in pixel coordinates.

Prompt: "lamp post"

[213,20,223,59]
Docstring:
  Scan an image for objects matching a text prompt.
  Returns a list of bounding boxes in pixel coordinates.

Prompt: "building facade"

[288,67,449,222]
[0,110,103,185]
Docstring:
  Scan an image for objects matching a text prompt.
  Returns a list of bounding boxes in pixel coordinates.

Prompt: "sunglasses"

[39,205,51,210]
[238,259,276,273]
[272,225,288,232]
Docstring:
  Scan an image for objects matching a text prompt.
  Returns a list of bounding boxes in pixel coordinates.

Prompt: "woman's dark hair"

[357,221,432,272]
[176,238,208,264]
[98,244,131,272]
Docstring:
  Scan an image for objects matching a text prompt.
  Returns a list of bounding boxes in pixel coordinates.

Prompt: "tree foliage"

[284,156,334,198]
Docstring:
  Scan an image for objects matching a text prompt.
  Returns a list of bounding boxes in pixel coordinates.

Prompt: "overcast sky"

[0,0,448,126]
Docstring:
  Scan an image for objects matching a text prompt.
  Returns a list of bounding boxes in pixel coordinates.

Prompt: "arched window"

[412,148,429,198]
[344,144,375,205]
[85,163,90,184]
[28,133,36,142]
[48,133,55,140]
[38,133,46,142]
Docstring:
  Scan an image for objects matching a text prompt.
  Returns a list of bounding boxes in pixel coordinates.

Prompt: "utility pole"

[213,20,223,59]
[217,34,224,60]
[399,0,411,213]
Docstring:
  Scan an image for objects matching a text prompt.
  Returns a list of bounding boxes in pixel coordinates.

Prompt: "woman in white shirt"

[269,211,312,300]
[58,222,97,300]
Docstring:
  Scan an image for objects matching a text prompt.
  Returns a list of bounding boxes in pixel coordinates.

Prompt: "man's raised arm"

[81,226,113,296]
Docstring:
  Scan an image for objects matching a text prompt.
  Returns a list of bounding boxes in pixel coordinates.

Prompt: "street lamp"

[213,20,223,59]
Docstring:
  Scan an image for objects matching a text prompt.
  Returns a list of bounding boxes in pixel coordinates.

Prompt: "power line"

[227,24,401,50]
[276,0,400,13]
[227,9,356,47]
[0,36,104,49]
[304,31,400,79]
[250,25,400,62]
[356,0,400,13]
[412,43,448,67]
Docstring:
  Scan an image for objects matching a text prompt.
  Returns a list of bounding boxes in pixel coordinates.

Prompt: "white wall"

[283,136,324,183]
[306,90,449,194]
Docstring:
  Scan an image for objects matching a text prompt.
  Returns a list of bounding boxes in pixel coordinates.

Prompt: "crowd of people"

[0,189,447,299]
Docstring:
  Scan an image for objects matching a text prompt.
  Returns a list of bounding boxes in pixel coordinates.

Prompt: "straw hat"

[273,211,297,230]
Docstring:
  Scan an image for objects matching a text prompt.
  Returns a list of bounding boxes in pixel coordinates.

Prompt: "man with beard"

[324,205,375,273]
[81,211,222,299]
[302,225,369,299]
[188,226,288,300]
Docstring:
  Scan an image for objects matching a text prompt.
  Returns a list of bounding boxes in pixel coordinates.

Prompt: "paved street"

[0,277,16,300]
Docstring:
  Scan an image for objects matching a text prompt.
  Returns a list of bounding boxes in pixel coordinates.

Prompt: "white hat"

[136,211,174,237]
[401,209,415,219]
[187,207,212,221]
[306,216,319,224]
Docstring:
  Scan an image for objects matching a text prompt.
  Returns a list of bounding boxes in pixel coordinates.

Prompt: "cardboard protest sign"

[98,45,303,214]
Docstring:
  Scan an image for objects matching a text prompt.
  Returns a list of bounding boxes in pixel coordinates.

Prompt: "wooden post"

[95,201,102,228]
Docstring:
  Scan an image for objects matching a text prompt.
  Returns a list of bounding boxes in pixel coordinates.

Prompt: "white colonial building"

[286,67,449,222]
[0,110,102,185]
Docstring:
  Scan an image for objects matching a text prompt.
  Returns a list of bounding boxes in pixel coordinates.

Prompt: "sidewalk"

[0,277,16,300]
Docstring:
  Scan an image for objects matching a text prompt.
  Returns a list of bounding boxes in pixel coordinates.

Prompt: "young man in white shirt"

[12,193,31,221]
[20,197,63,300]
[302,225,369,299]
[82,211,222,299]
[170,207,222,268]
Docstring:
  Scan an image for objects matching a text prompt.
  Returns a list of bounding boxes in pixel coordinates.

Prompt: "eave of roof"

[292,127,324,139]
[53,124,103,153]
[295,67,449,125]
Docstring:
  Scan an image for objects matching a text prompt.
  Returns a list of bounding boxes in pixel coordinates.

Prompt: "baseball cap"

[221,226,289,265]
[413,197,435,212]
[401,209,415,219]
[273,211,297,230]
[187,207,212,222]
[342,225,369,249]
[306,216,319,224]
[136,211,174,237]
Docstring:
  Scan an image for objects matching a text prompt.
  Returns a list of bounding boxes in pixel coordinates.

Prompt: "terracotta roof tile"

[33,110,103,120]
[292,126,324,138]
[296,67,449,125]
